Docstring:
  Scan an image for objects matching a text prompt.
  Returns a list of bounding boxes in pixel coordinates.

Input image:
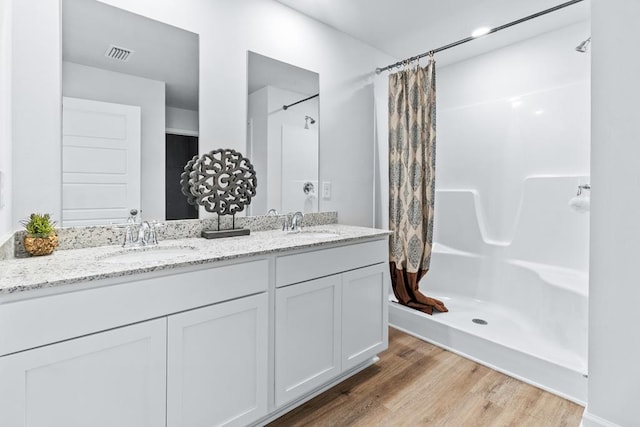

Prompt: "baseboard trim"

[582,409,622,427]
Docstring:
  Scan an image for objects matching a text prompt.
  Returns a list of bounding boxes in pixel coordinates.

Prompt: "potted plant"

[21,213,58,256]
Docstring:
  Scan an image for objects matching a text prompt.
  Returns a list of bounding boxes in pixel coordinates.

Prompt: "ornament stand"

[180,148,257,240]
[201,214,250,239]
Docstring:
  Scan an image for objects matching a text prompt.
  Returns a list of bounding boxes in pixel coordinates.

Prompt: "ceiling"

[62,0,199,110]
[274,0,590,67]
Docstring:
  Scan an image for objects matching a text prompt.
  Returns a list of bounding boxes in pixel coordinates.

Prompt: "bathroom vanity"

[0,225,389,427]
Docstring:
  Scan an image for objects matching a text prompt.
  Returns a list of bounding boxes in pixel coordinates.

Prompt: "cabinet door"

[167,293,268,427]
[342,263,389,371]
[275,275,341,407]
[0,318,167,427]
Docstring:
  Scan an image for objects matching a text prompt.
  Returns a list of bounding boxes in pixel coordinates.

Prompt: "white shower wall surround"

[437,22,590,243]
[389,21,590,404]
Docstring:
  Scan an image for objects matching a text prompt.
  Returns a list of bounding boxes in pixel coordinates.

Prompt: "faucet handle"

[127,208,141,225]
[112,222,135,248]
[147,221,165,245]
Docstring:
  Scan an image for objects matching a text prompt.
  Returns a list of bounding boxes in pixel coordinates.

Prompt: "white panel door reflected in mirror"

[62,97,141,227]
[246,52,319,216]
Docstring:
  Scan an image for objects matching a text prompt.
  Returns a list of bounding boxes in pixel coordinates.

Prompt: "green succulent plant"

[21,213,57,237]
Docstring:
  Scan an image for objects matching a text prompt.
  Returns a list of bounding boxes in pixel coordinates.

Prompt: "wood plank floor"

[268,328,584,426]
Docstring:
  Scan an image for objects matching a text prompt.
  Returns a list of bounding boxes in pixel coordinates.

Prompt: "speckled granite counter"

[10,211,339,258]
[0,225,390,296]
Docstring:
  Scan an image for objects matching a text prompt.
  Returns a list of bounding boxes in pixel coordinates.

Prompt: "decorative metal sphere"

[180,148,257,215]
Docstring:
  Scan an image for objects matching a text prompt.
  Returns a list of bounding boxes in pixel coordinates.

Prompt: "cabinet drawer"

[275,239,387,287]
[0,259,268,356]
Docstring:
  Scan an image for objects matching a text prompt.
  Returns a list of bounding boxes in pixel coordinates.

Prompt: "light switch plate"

[322,181,331,199]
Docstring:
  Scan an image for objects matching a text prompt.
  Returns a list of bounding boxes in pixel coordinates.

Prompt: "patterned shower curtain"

[388,60,448,315]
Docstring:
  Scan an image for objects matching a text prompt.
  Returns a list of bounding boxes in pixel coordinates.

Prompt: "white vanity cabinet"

[0,229,390,427]
[0,259,269,427]
[274,274,342,407]
[273,239,389,408]
[0,318,167,427]
[167,292,268,427]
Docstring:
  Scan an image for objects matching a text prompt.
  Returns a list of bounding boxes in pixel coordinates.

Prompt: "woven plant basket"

[24,234,59,256]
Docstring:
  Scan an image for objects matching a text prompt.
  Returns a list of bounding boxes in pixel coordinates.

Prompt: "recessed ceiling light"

[471,27,491,38]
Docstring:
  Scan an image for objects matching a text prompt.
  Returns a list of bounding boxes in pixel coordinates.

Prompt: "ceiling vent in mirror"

[104,45,134,62]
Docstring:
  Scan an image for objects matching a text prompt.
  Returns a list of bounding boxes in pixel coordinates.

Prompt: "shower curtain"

[388,60,448,315]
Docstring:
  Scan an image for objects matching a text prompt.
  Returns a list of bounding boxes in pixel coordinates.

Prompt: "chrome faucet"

[118,209,160,247]
[282,211,304,233]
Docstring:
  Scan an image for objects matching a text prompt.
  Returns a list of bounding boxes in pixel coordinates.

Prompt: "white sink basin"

[99,245,198,264]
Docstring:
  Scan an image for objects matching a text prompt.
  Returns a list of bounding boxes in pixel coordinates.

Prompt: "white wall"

[10,0,61,229]
[63,61,166,221]
[9,0,395,228]
[0,0,12,243]
[585,0,640,425]
[166,106,198,134]
[373,68,389,230]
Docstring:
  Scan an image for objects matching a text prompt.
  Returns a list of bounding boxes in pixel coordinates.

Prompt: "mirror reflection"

[61,0,199,226]
[246,51,319,216]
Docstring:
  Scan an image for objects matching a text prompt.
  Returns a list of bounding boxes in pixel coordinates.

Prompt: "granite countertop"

[0,225,390,296]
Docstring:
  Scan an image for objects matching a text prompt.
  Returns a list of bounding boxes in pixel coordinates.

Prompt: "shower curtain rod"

[375,0,584,74]
[282,93,319,110]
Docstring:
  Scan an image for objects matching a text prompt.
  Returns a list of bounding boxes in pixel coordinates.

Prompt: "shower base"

[389,294,587,405]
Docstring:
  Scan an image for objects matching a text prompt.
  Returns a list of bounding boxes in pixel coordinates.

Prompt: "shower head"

[575,37,591,53]
[304,115,316,129]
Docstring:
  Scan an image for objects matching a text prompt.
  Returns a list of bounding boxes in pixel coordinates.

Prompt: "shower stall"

[387,19,590,404]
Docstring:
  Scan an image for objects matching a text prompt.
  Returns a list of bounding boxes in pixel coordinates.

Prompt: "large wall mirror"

[246,51,319,216]
[61,0,199,226]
